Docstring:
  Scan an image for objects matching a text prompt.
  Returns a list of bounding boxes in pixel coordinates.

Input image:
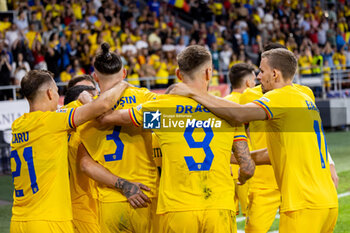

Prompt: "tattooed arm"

[78,144,151,208]
[232,141,255,185]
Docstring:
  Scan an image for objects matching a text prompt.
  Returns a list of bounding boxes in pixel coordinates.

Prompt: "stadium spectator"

[11,52,30,85]
[0,49,12,100]
[0,0,349,99]
[220,43,233,72]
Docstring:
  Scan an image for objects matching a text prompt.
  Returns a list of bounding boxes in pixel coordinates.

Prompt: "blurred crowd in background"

[0,0,350,100]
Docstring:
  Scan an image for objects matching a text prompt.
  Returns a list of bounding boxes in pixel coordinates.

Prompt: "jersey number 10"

[11,147,39,197]
[313,120,328,169]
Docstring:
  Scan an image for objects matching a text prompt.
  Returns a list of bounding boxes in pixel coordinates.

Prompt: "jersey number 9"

[184,125,214,171]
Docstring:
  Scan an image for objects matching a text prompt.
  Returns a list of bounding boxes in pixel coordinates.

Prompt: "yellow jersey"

[224,91,250,179]
[298,55,312,74]
[253,85,338,212]
[11,108,76,221]
[152,133,163,177]
[241,85,279,189]
[240,84,315,189]
[65,100,99,224]
[79,87,158,203]
[130,95,236,214]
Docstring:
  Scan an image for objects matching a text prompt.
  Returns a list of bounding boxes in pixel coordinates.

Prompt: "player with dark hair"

[96,45,255,232]
[67,74,96,89]
[224,63,256,217]
[170,48,338,233]
[77,42,159,233]
[10,70,128,233]
[229,63,256,91]
[64,85,96,106]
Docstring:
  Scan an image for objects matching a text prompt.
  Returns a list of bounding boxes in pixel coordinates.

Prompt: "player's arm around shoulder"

[97,98,160,128]
[170,83,267,125]
[73,81,129,127]
[97,109,134,128]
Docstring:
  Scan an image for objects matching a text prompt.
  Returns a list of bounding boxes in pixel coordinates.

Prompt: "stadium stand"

[0,0,349,101]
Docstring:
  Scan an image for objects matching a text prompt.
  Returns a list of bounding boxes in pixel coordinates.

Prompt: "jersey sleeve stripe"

[71,108,77,128]
[234,138,248,142]
[253,100,273,119]
[129,108,140,127]
[233,135,247,142]
[131,108,141,126]
[68,108,74,128]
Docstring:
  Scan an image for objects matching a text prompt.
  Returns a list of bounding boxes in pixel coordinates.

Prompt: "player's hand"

[115,178,152,208]
[330,164,339,188]
[237,168,247,185]
[126,182,152,209]
[169,83,194,97]
[78,90,93,105]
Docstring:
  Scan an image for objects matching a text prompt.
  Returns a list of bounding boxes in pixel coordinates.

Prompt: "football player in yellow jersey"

[170,48,338,233]
[76,43,158,233]
[241,43,339,233]
[10,70,129,233]
[241,82,339,233]
[224,63,256,217]
[63,80,101,233]
[97,45,256,232]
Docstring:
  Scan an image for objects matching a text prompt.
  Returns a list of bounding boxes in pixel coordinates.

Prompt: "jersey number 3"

[11,147,39,197]
[184,125,214,171]
[104,126,124,162]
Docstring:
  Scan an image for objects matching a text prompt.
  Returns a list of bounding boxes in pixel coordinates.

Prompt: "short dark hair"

[68,74,96,89]
[21,70,54,101]
[177,45,212,77]
[261,48,297,80]
[229,63,255,89]
[263,42,286,52]
[64,85,96,105]
[93,42,122,75]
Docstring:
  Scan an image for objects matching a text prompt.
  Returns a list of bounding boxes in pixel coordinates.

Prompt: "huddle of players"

[10,42,338,233]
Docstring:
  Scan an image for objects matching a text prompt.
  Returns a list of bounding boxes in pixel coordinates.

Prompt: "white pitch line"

[236,192,350,232]
[338,191,350,198]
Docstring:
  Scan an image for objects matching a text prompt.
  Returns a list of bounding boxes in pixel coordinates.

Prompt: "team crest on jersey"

[143,110,161,129]
[260,97,270,102]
